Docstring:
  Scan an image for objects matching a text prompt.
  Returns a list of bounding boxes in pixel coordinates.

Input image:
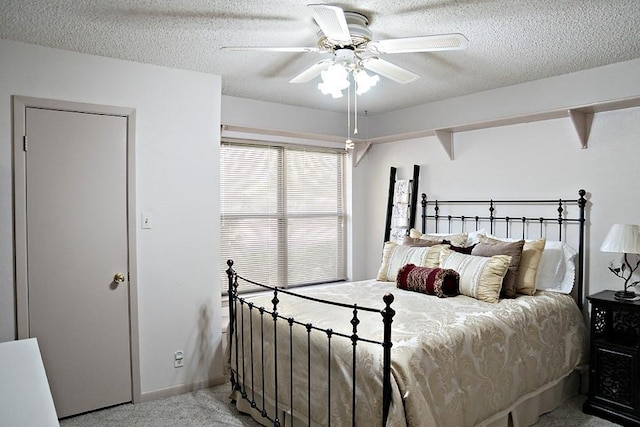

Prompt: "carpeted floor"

[60,383,618,426]
[60,383,261,427]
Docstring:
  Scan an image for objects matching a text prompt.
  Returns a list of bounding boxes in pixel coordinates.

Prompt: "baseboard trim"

[138,376,228,403]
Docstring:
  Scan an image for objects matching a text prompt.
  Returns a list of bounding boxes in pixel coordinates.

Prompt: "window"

[220,141,347,293]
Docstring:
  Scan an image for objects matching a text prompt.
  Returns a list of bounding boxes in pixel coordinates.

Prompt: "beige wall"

[0,39,223,397]
[355,107,640,297]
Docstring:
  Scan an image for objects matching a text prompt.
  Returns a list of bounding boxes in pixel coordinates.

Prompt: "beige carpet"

[60,383,617,426]
[60,384,261,427]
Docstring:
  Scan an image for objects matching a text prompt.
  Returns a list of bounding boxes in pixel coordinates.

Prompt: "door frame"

[12,95,141,404]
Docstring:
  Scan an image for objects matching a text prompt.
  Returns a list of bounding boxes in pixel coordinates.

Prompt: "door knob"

[113,273,125,283]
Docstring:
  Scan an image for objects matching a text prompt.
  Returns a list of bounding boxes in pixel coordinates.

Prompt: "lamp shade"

[600,224,640,253]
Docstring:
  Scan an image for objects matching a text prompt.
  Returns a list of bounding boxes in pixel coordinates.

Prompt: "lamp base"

[614,290,637,300]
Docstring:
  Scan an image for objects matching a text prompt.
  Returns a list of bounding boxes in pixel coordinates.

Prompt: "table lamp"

[601,224,640,300]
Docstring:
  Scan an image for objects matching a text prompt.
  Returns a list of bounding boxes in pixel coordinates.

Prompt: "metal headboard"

[420,189,588,308]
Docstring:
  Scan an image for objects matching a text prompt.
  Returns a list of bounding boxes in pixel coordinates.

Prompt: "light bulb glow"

[318,63,350,98]
[353,69,379,95]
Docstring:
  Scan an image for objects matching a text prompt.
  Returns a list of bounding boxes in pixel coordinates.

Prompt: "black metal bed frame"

[226,263,396,427]
[226,189,588,427]
[420,189,588,308]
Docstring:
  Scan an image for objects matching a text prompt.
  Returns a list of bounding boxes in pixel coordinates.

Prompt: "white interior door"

[23,106,132,418]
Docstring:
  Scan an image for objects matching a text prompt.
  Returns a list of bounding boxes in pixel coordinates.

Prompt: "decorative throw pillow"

[376,242,443,282]
[471,240,525,298]
[396,264,460,298]
[400,236,442,247]
[408,229,468,247]
[438,248,512,303]
[480,236,546,295]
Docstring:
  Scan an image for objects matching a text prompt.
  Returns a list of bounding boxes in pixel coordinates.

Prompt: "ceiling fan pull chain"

[346,80,351,145]
[354,80,358,136]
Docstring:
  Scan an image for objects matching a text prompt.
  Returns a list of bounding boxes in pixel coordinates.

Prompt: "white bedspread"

[229,280,588,427]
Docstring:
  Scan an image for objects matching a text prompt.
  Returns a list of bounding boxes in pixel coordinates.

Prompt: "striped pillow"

[439,248,512,303]
[377,242,443,282]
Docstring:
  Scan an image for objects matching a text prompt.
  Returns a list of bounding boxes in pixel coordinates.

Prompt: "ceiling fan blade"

[221,46,319,53]
[308,4,352,45]
[362,57,419,84]
[367,33,469,54]
[289,59,333,83]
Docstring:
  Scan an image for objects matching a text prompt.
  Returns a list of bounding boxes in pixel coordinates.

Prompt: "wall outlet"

[174,351,184,368]
[141,213,152,229]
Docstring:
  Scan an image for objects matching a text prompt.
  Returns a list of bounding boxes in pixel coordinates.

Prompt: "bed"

[226,190,589,427]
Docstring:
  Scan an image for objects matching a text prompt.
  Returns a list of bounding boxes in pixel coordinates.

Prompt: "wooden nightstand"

[584,290,640,426]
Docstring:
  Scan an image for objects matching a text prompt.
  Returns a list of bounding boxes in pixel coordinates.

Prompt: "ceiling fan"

[221,4,468,95]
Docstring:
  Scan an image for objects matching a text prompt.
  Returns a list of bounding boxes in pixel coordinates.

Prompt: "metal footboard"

[226,260,395,427]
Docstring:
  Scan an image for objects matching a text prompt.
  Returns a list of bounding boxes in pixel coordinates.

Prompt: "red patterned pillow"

[396,264,460,298]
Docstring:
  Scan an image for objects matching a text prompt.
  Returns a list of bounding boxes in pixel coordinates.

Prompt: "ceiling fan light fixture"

[353,68,379,95]
[318,63,350,98]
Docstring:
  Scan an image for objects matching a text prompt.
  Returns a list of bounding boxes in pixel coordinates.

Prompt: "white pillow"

[466,229,487,246]
[535,241,578,294]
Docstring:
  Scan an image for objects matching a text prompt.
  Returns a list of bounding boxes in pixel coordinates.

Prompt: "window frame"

[220,139,348,294]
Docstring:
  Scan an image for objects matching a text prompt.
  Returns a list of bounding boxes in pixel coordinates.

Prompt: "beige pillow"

[439,248,512,303]
[377,242,443,282]
[400,236,442,247]
[480,236,546,295]
[408,228,468,247]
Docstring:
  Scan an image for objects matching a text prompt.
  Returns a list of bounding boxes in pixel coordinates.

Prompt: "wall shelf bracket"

[434,129,454,160]
[354,141,372,166]
[568,109,591,149]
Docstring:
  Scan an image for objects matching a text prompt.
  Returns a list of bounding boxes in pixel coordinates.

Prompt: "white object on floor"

[0,338,59,426]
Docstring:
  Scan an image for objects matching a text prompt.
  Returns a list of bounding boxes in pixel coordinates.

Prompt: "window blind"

[220,141,347,294]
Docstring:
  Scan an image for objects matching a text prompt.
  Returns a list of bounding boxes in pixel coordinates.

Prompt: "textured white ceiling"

[2,0,639,114]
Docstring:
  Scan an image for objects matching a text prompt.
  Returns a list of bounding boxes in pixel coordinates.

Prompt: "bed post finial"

[578,189,587,207]
[383,292,395,307]
[226,259,235,295]
[226,260,236,300]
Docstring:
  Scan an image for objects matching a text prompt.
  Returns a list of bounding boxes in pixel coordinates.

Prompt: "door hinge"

[23,135,27,152]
